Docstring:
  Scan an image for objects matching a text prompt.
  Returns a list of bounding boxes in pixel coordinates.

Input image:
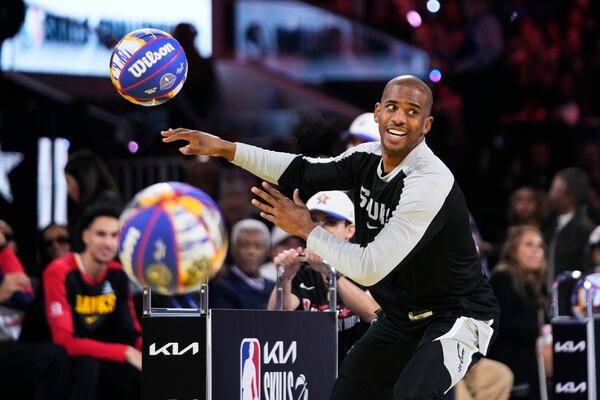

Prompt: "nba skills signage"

[211,310,337,399]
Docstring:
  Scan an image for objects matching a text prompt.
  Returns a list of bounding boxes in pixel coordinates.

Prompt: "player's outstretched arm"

[161,128,236,160]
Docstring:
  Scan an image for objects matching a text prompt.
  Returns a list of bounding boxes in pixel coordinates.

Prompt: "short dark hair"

[78,204,120,233]
[556,167,589,206]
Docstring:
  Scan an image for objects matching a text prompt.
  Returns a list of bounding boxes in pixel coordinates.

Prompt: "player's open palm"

[161,128,227,157]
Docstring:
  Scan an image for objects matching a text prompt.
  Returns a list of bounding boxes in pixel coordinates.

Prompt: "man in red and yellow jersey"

[44,205,141,400]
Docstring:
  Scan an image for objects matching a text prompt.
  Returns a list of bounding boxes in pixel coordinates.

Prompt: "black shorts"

[331,311,496,400]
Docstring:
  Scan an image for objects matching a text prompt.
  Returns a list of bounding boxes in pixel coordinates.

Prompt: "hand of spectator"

[125,346,142,370]
[303,249,328,276]
[274,248,302,281]
[251,182,317,241]
[0,272,32,303]
[161,128,236,160]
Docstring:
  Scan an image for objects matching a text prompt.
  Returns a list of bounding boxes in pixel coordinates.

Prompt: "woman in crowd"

[488,225,550,399]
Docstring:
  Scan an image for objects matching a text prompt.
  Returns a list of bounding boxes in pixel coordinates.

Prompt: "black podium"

[209,309,337,399]
[552,271,599,400]
[142,289,338,399]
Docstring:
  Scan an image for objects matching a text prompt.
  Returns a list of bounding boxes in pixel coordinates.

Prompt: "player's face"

[516,230,545,272]
[82,216,119,264]
[374,84,433,166]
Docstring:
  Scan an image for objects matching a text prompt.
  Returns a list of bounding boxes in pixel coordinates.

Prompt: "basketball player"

[162,75,500,399]
[44,205,141,400]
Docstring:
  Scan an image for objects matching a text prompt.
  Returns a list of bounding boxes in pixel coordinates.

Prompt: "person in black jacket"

[488,225,550,399]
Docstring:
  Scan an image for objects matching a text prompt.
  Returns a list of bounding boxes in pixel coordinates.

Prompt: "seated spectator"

[343,112,380,150]
[44,205,141,400]
[259,226,305,282]
[488,226,550,399]
[209,219,274,309]
[0,219,17,253]
[267,191,379,364]
[20,223,71,343]
[39,223,71,269]
[0,229,71,400]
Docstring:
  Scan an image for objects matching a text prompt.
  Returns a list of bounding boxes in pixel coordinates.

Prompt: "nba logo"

[240,338,260,400]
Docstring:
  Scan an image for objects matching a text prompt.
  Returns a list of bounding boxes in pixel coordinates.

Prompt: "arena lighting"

[427,0,441,13]
[406,11,422,28]
[128,140,139,154]
[429,69,442,82]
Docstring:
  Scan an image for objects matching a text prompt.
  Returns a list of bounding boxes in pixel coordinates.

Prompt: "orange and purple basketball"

[109,28,188,106]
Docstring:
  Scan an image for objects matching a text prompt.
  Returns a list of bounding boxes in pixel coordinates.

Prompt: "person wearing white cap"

[267,190,379,365]
[345,112,380,150]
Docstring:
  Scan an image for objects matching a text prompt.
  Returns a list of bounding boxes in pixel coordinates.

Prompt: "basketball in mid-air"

[118,182,228,295]
[109,28,188,106]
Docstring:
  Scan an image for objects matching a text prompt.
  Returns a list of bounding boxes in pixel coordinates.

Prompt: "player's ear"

[422,116,434,136]
[374,103,381,123]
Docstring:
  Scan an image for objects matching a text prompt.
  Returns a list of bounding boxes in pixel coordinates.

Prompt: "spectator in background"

[0,229,71,400]
[259,226,304,282]
[209,219,274,309]
[44,205,141,400]
[507,185,548,230]
[64,149,122,252]
[39,223,70,274]
[0,219,17,253]
[545,167,595,282]
[488,185,549,270]
[488,226,550,399]
[20,223,71,343]
[267,191,379,365]
[343,112,380,149]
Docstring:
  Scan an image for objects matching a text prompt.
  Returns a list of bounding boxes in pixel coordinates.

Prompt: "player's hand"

[125,346,142,370]
[251,182,316,241]
[161,128,236,160]
[274,248,303,281]
[0,272,32,303]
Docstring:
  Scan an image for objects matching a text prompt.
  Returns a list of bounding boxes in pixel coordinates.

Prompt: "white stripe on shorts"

[434,317,494,393]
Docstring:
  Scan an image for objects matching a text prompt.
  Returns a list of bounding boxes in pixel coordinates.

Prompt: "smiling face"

[81,216,119,265]
[374,78,433,171]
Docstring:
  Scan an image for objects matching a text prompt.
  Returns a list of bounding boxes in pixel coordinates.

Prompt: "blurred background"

[1,0,599,271]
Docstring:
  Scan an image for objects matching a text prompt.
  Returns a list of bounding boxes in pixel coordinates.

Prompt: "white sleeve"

[306,171,452,286]
[231,142,297,184]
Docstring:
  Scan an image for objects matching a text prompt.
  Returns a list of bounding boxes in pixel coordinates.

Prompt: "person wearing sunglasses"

[267,190,380,365]
[40,224,71,268]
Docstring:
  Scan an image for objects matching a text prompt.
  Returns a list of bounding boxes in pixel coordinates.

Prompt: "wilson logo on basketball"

[127,43,176,78]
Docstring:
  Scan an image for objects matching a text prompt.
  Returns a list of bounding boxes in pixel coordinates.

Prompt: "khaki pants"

[455,358,513,400]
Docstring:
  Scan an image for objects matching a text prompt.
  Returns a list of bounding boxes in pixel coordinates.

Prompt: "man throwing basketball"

[162,75,500,399]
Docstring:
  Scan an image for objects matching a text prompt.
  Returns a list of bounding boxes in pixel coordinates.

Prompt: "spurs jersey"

[233,140,499,322]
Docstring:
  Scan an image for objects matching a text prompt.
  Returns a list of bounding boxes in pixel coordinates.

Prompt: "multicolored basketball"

[118,182,227,295]
[571,273,600,318]
[109,28,188,106]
